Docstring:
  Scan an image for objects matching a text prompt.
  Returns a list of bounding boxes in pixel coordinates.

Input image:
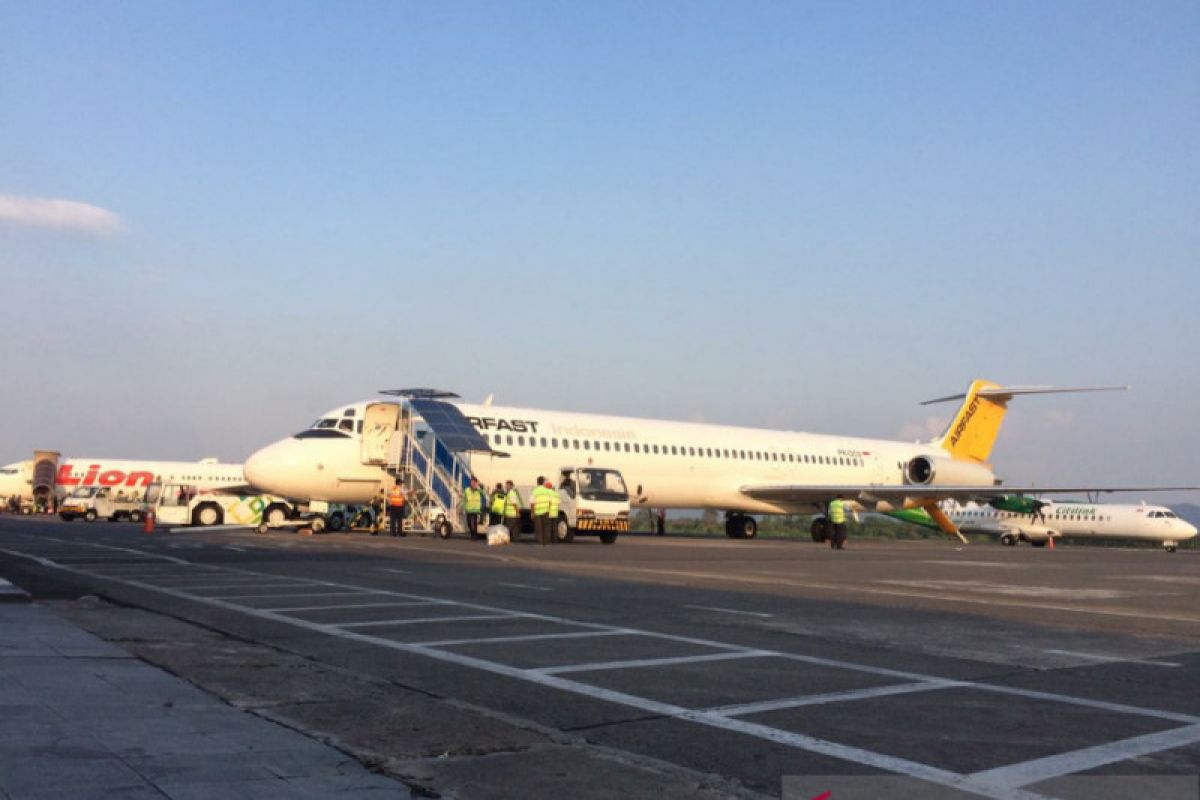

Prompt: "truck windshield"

[577,469,628,502]
[70,487,99,498]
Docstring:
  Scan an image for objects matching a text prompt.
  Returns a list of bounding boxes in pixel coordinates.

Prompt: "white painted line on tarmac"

[338,614,516,628]
[684,604,773,619]
[1044,649,1182,668]
[174,583,313,592]
[537,650,772,675]
[222,545,247,552]
[376,568,412,575]
[498,583,553,592]
[415,630,628,647]
[212,590,380,600]
[702,680,966,718]
[969,724,1200,789]
[264,601,444,613]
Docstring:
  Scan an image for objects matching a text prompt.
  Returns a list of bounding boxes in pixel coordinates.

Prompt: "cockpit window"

[315,418,338,429]
[294,429,351,439]
[338,419,354,431]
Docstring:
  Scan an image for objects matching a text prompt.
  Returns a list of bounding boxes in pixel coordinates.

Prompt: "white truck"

[59,486,148,523]
[504,466,629,544]
[147,482,293,528]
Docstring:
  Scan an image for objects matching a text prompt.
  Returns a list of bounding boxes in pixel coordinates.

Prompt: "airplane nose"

[244,438,306,497]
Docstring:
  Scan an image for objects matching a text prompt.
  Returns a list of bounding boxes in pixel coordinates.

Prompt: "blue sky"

[2,1,1197,500]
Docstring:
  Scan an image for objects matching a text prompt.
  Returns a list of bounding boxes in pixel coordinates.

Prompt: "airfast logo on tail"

[934,379,1009,464]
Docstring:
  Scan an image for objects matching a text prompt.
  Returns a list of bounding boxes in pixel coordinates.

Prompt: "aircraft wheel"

[1165,542,1178,553]
[725,515,743,539]
[1000,533,1018,547]
[599,531,618,545]
[438,519,453,539]
[739,516,758,540]
[810,517,830,543]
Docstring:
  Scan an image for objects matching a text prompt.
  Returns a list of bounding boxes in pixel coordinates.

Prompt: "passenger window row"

[480,433,864,467]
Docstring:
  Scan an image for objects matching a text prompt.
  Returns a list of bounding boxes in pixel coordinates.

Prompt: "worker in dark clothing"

[386,483,407,537]
[463,477,485,539]
[829,495,847,550]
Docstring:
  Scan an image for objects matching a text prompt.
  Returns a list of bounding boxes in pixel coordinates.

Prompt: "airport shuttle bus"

[243,381,1163,541]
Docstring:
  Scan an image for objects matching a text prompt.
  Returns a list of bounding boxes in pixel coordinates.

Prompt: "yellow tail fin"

[931,379,1010,464]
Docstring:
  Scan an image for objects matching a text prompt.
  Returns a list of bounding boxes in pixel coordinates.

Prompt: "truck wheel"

[193,504,222,526]
[263,504,289,527]
[328,512,344,532]
[84,509,97,523]
[310,515,327,534]
[598,531,618,545]
[555,516,575,543]
[129,510,143,524]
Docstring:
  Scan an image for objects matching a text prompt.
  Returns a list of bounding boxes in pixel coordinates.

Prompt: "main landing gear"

[810,517,830,543]
[724,513,758,540]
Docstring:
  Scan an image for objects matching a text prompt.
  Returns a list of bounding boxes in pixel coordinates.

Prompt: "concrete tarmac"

[1,515,1197,799]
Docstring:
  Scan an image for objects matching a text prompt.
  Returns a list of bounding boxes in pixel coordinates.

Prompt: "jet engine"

[904,455,995,487]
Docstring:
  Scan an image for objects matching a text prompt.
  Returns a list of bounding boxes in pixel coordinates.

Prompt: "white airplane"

[888,498,1198,552]
[0,456,246,507]
[243,379,1187,541]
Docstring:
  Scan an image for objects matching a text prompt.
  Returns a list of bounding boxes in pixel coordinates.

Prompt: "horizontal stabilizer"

[921,385,1129,406]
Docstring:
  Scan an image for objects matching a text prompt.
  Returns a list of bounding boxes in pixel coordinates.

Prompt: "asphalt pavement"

[0,515,1197,799]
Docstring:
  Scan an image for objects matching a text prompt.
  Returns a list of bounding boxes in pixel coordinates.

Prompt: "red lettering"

[56,465,79,486]
[83,464,101,486]
[98,470,125,487]
[124,471,153,488]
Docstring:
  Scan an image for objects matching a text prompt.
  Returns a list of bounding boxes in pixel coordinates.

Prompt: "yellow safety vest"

[546,487,560,517]
[463,486,483,513]
[490,492,505,515]
[504,489,522,518]
[531,485,551,516]
[829,499,846,524]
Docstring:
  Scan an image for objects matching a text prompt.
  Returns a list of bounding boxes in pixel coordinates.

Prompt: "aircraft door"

[361,402,402,465]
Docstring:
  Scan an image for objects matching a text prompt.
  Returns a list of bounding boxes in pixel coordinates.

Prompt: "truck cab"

[554,466,630,544]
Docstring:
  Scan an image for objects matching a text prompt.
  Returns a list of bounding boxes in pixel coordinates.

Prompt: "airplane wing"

[739,484,1200,504]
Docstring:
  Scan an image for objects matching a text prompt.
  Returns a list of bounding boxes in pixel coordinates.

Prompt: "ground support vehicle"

[59,487,148,523]
[148,483,292,528]
[550,466,630,544]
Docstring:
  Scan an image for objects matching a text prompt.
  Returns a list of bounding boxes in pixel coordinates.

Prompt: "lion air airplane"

[243,379,1184,541]
[888,498,1198,552]
[0,457,245,504]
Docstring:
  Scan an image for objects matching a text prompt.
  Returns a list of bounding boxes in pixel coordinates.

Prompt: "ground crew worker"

[386,483,407,538]
[530,476,551,546]
[829,495,847,550]
[545,479,561,544]
[489,483,505,525]
[503,480,523,537]
[463,477,485,538]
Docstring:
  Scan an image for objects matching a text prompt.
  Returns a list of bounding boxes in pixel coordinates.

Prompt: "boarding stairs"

[367,394,493,536]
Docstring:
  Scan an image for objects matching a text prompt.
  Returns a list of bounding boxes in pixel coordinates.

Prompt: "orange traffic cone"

[1047,536,1055,550]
